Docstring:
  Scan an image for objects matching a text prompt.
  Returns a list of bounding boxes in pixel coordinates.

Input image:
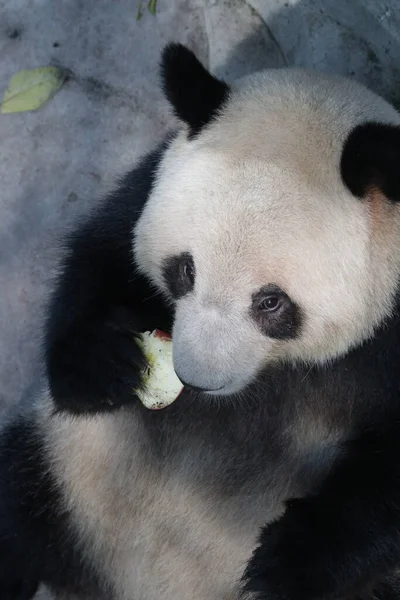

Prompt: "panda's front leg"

[242,424,400,600]
[44,143,172,415]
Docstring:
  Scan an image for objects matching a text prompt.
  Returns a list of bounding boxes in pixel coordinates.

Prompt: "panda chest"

[50,404,341,600]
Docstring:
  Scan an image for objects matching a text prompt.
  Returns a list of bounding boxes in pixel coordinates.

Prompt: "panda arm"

[243,423,400,600]
[45,140,173,414]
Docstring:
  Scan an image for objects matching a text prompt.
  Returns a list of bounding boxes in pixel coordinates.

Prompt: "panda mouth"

[203,382,242,397]
[182,382,225,394]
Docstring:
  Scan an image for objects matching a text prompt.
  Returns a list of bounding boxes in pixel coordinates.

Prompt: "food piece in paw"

[136,330,183,409]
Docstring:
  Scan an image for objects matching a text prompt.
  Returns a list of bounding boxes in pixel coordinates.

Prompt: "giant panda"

[2,42,400,600]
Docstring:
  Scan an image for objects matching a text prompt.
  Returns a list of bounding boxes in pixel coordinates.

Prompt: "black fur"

[341,122,400,202]
[160,43,230,136]
[251,284,303,340]
[0,421,42,600]
[162,252,195,299]
[45,139,173,414]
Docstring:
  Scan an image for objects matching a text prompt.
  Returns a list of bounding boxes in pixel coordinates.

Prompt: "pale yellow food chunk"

[136,330,183,410]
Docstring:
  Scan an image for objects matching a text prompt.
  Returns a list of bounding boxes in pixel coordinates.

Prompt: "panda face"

[134,50,400,396]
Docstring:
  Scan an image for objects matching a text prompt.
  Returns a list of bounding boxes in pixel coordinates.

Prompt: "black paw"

[242,499,339,600]
[0,574,39,600]
[47,306,149,414]
[0,524,41,600]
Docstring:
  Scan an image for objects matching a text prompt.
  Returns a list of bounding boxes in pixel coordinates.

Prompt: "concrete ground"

[1,0,400,597]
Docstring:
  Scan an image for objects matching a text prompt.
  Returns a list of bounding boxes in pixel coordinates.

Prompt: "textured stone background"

[1,0,400,597]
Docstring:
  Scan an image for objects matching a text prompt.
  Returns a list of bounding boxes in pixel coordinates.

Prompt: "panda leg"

[243,424,400,600]
[348,572,400,600]
[0,420,47,600]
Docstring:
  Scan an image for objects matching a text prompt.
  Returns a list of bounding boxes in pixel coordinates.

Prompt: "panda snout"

[172,315,248,395]
[173,349,231,395]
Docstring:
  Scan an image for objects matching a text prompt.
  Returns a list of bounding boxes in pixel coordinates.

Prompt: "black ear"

[160,43,230,137]
[341,122,400,202]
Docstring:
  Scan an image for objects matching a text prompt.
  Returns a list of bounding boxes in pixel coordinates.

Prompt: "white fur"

[135,68,400,394]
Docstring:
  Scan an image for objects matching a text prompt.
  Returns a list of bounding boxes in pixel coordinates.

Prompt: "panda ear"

[341,122,400,202]
[160,43,230,137]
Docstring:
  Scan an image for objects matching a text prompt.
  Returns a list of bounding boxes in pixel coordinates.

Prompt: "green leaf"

[1,66,67,114]
[136,1,143,20]
[148,0,157,16]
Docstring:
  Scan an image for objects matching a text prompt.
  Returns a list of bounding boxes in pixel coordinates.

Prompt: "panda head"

[134,43,400,396]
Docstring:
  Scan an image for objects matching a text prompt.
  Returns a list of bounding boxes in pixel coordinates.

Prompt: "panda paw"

[47,306,148,414]
[0,574,39,600]
[242,499,339,600]
[0,524,41,600]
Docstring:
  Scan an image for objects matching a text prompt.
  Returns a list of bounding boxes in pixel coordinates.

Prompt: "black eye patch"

[162,252,195,299]
[251,284,302,340]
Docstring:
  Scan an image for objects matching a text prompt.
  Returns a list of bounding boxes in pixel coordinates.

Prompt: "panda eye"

[163,252,195,299]
[181,258,195,285]
[258,295,281,312]
[251,284,302,340]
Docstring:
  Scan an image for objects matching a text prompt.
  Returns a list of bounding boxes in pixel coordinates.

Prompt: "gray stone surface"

[0,0,400,597]
[248,0,400,104]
